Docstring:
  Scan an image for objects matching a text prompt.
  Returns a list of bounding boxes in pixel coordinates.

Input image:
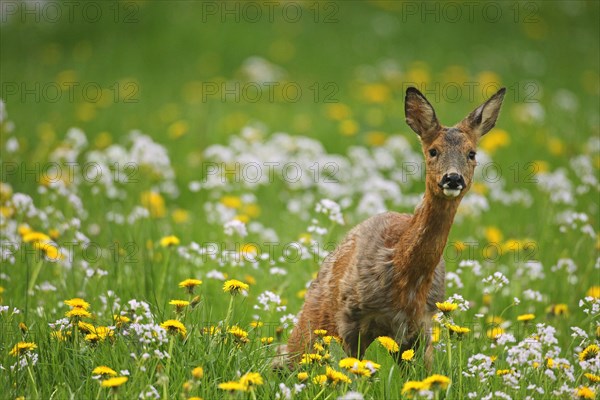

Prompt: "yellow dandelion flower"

[241,203,261,218]
[435,302,458,313]
[51,330,71,341]
[342,359,380,377]
[0,182,13,202]
[159,235,180,247]
[487,327,504,340]
[19,322,28,333]
[517,313,535,322]
[140,191,165,218]
[171,208,189,224]
[168,120,188,139]
[447,324,471,337]
[547,303,569,316]
[261,337,274,345]
[66,308,91,319]
[325,366,352,384]
[325,103,351,121]
[548,137,565,156]
[575,386,596,400]
[313,329,327,337]
[228,326,248,339]
[339,119,359,136]
[584,373,600,383]
[18,225,33,237]
[401,349,415,361]
[223,279,249,295]
[160,319,187,337]
[101,376,128,388]
[203,326,220,335]
[218,381,247,392]
[423,374,451,390]
[402,380,428,397]
[339,357,361,369]
[480,129,510,154]
[85,333,102,343]
[376,336,399,353]
[361,83,391,104]
[22,231,51,244]
[34,241,63,260]
[64,298,90,309]
[0,205,14,218]
[220,196,242,209]
[9,342,37,356]
[587,286,600,299]
[365,131,387,147]
[322,335,340,345]
[249,321,263,328]
[580,344,599,362]
[178,278,202,294]
[496,369,512,376]
[431,325,441,343]
[361,360,380,371]
[483,293,492,306]
[300,353,323,365]
[298,372,309,382]
[78,322,95,333]
[92,366,117,377]
[313,374,327,385]
[192,366,204,380]
[244,274,256,285]
[169,299,190,312]
[83,326,113,342]
[114,314,131,327]
[240,372,263,387]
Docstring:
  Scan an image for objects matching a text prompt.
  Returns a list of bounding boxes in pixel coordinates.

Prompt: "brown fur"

[286,87,506,366]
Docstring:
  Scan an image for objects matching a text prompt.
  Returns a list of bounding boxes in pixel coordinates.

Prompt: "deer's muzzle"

[438,173,465,198]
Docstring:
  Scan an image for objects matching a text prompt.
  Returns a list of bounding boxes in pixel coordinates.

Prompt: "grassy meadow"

[0,1,599,399]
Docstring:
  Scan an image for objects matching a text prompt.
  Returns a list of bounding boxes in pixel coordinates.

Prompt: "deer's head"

[405,87,506,200]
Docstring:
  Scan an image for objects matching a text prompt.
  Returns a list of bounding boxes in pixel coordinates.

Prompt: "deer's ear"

[405,87,441,141]
[462,87,506,138]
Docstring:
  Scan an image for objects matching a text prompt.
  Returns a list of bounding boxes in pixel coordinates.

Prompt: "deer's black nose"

[440,173,465,190]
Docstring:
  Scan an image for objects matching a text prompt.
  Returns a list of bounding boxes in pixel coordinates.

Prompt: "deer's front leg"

[338,307,362,357]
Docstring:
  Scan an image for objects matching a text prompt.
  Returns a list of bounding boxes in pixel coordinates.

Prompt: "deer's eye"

[429,149,438,157]
[468,151,476,160]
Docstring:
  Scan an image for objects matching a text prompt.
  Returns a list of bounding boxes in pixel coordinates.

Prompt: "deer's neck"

[394,190,460,285]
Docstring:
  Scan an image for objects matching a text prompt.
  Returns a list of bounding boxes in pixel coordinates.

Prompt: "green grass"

[1,1,599,399]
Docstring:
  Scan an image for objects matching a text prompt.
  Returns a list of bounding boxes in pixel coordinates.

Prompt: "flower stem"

[458,340,463,399]
[163,337,174,399]
[223,295,235,329]
[445,328,452,374]
[157,250,171,301]
[26,360,39,398]
[27,258,44,294]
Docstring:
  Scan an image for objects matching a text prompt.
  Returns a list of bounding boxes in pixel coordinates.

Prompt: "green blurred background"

[2,0,598,156]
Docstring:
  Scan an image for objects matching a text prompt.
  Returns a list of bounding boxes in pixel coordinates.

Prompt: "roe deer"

[287,86,506,366]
